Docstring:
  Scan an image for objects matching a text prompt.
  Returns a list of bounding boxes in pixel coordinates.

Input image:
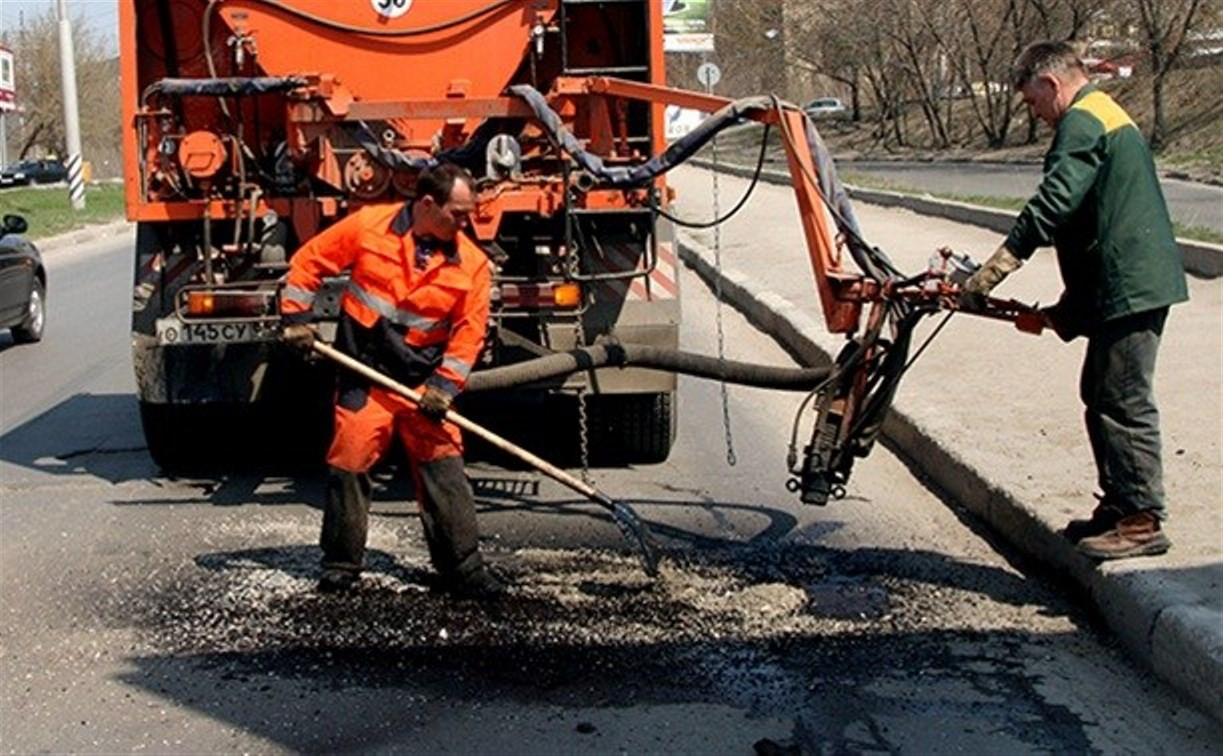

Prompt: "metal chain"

[573,275,593,484]
[710,131,737,467]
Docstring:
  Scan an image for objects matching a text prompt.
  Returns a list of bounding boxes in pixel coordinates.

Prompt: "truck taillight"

[552,283,581,308]
[498,282,583,310]
[185,290,275,317]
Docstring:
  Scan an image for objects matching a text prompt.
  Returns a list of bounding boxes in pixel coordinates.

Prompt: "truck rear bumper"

[132,334,334,405]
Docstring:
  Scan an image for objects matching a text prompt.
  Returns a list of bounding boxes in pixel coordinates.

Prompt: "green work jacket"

[1004,85,1187,335]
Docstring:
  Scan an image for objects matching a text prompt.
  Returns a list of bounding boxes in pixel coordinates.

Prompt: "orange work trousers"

[325,385,463,473]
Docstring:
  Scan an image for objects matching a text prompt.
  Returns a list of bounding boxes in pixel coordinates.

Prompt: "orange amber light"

[553,283,581,308]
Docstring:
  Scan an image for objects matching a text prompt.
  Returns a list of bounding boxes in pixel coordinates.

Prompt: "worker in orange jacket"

[280,162,502,596]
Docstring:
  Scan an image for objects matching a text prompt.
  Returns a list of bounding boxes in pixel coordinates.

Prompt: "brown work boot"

[1077,510,1170,560]
[1063,496,1124,543]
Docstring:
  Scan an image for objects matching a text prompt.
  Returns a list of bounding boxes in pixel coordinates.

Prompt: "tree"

[1027,0,1114,38]
[788,0,872,122]
[706,0,788,99]
[1128,0,1209,151]
[1,8,121,175]
[890,0,955,148]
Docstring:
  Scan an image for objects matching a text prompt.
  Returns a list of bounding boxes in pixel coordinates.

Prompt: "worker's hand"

[959,245,1023,309]
[418,386,453,422]
[1041,304,1078,343]
[281,323,318,357]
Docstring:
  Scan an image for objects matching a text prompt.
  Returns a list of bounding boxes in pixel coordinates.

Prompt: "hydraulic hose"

[142,76,308,105]
[465,343,832,393]
[509,85,777,187]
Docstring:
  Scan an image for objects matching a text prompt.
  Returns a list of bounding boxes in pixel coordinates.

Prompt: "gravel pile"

[125,515,1042,661]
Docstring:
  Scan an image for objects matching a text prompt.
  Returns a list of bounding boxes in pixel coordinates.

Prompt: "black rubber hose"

[466,343,832,393]
[142,76,308,104]
[509,84,777,187]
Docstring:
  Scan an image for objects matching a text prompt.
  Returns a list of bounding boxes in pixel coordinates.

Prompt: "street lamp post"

[56,0,85,210]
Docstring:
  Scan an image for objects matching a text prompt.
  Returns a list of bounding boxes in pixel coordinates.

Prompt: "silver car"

[805,97,847,120]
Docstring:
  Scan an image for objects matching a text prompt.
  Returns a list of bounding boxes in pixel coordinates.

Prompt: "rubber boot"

[416,456,505,598]
[319,467,371,592]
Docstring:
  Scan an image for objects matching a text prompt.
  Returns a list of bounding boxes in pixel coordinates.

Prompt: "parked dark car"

[0,159,69,188]
[0,214,46,343]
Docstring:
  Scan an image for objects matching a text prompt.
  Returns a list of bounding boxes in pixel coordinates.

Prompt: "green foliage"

[0,184,126,239]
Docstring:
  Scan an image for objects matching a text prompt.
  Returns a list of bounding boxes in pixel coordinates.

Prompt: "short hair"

[415,162,474,205]
[1010,40,1087,90]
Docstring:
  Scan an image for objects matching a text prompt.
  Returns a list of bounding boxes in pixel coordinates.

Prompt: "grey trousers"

[1079,307,1169,519]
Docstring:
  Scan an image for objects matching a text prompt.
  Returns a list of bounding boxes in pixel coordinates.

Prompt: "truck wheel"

[139,402,236,472]
[589,392,676,465]
[12,279,45,343]
[141,400,331,473]
[139,402,202,472]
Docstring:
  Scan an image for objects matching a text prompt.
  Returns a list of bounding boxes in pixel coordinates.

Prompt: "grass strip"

[0,183,126,240]
[839,171,1221,245]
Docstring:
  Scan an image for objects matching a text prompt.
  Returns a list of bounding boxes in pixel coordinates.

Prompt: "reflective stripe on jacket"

[282,202,491,397]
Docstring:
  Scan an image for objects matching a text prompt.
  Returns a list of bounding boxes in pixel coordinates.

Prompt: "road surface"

[0,228,1217,753]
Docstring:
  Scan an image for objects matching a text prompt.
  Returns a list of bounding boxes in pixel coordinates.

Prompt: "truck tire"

[589,392,676,465]
[140,401,330,473]
[140,401,203,472]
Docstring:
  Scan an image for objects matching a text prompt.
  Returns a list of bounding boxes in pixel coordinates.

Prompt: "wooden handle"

[312,340,600,499]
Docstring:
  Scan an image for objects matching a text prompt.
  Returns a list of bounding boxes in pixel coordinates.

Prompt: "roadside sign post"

[0,45,15,167]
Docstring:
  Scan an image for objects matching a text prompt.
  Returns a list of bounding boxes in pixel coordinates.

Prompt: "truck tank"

[120,0,678,469]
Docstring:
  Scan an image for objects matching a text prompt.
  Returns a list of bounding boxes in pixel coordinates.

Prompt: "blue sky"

[0,0,118,55]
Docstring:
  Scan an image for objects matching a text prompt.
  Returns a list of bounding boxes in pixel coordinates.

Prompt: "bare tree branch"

[1,7,121,173]
[1131,0,1210,149]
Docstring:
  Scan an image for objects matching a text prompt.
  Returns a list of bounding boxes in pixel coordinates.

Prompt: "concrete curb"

[837,156,1223,187]
[33,219,133,255]
[676,232,1223,725]
[694,159,1223,279]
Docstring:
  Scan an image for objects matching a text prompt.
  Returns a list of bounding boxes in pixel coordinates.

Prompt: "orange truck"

[121,0,683,468]
[121,0,1033,502]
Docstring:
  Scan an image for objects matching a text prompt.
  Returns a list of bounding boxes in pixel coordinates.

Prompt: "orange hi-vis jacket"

[281,202,491,400]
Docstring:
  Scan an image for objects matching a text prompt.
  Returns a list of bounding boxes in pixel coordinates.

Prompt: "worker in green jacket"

[962,40,1188,560]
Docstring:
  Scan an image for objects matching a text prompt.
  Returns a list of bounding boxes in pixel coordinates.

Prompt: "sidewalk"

[667,164,1223,723]
[33,218,132,254]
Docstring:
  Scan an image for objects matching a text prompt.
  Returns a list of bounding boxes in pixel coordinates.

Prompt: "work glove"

[1041,303,1079,343]
[281,323,318,357]
[959,244,1023,310]
[418,386,453,422]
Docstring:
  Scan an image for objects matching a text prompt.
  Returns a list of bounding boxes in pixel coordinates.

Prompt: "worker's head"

[1010,40,1089,127]
[413,162,476,241]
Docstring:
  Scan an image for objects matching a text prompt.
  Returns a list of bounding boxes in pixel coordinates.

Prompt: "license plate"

[155,318,280,345]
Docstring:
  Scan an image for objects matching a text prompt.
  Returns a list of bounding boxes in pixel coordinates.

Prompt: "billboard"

[0,46,14,112]
[662,0,713,53]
